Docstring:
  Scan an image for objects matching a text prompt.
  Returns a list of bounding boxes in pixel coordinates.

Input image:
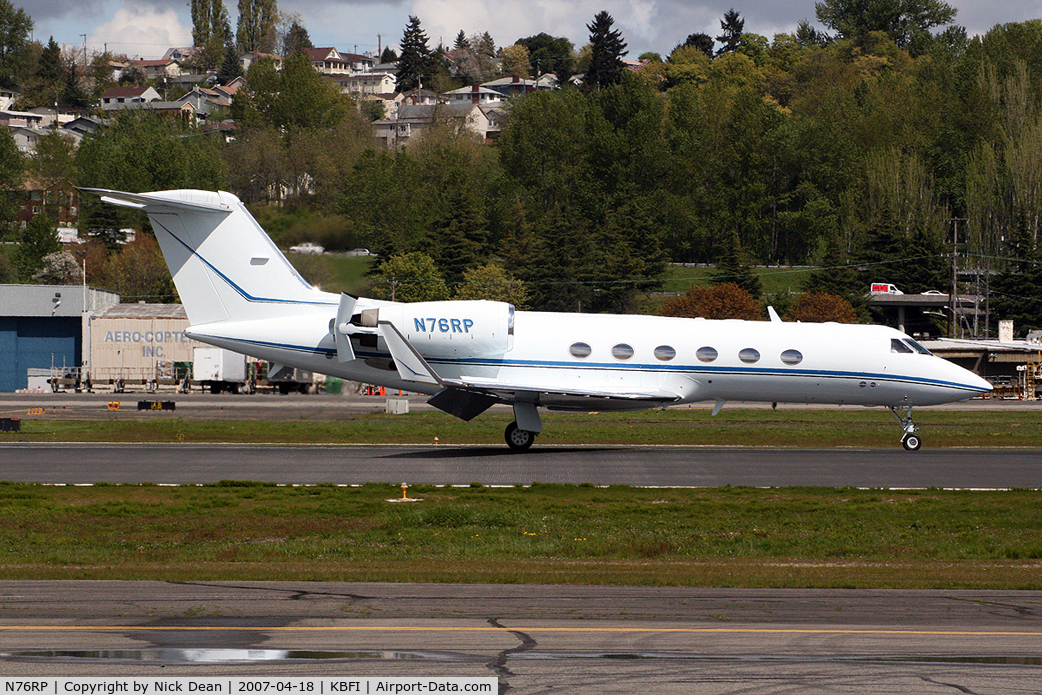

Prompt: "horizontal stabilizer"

[427,388,499,421]
[82,188,233,215]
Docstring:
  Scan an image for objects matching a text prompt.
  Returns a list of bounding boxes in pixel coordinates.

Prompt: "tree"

[0,0,32,87]
[786,292,859,322]
[237,0,278,53]
[815,0,957,48]
[14,213,60,281]
[32,132,77,220]
[452,31,469,52]
[217,41,243,83]
[682,32,715,57]
[454,263,529,307]
[516,33,575,78]
[282,20,311,56]
[716,8,745,55]
[99,234,176,301]
[710,232,764,298]
[380,47,397,64]
[0,126,23,239]
[369,252,449,302]
[32,250,82,285]
[660,283,764,320]
[396,15,434,93]
[585,11,627,89]
[499,43,530,79]
[233,52,347,130]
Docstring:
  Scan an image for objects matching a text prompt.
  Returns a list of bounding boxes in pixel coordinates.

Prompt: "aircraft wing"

[375,318,680,420]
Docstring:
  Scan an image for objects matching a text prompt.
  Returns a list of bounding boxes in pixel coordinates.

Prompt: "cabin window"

[654,345,676,361]
[891,339,913,354]
[569,342,592,358]
[780,349,803,366]
[696,346,718,362]
[739,348,761,364]
[611,343,634,360]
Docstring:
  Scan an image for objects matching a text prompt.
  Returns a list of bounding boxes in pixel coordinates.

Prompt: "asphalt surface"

[1,394,1040,692]
[1,583,1041,693]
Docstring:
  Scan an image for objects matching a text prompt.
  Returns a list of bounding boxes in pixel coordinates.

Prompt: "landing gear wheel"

[901,433,922,451]
[505,421,535,451]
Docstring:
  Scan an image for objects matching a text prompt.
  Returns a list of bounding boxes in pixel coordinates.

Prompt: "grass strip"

[1,482,1040,588]
[1,408,1039,447]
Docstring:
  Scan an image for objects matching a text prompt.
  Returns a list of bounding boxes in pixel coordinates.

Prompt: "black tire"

[902,433,922,451]
[505,421,535,451]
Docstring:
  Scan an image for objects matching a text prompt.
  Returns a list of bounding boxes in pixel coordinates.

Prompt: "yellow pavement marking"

[0,626,1040,637]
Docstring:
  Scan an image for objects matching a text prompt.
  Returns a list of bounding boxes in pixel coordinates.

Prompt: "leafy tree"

[454,263,529,307]
[499,43,530,79]
[370,252,449,302]
[0,126,23,239]
[234,53,348,130]
[660,283,764,320]
[99,234,176,301]
[15,213,60,281]
[815,0,957,49]
[76,112,227,246]
[31,132,77,219]
[237,0,278,53]
[786,292,859,322]
[516,33,575,78]
[0,0,32,87]
[396,15,435,92]
[585,11,627,89]
[716,8,745,55]
[32,250,82,285]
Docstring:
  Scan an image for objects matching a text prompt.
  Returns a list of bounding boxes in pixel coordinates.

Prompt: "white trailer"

[194,347,248,394]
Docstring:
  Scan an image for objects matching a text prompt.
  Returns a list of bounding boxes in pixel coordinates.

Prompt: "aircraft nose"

[951,361,992,395]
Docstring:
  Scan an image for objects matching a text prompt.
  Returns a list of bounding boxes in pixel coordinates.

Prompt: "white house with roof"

[444,85,504,105]
[99,85,161,112]
[327,72,397,95]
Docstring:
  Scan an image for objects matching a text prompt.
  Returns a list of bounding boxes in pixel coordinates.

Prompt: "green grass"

[0,482,1039,588]
[287,254,374,294]
[661,265,816,296]
[3,408,1038,447]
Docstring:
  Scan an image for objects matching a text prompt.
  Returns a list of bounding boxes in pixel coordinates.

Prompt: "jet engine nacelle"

[369,300,514,358]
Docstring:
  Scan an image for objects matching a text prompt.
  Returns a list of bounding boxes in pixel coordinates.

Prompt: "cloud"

[89,5,192,58]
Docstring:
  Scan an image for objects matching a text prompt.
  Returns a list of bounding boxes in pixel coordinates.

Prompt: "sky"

[16,0,1042,62]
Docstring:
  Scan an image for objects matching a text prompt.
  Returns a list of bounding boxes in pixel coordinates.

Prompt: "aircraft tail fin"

[87,189,332,324]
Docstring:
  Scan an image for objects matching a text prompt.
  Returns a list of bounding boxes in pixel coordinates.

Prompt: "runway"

[1,582,1041,693]
[0,442,1037,488]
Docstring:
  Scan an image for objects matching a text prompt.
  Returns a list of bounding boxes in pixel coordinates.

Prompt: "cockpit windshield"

[891,338,932,355]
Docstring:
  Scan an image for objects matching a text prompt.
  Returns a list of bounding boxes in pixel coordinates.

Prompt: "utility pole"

[947,217,968,339]
[80,34,87,67]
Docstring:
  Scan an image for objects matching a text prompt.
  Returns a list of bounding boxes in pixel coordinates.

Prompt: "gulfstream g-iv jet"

[90,188,992,451]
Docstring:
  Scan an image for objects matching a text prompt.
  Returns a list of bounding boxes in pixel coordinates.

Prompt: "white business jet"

[89,188,992,451]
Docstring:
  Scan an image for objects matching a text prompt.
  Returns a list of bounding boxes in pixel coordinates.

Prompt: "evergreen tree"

[217,41,243,83]
[282,21,311,56]
[682,32,715,57]
[380,47,397,64]
[991,222,1042,336]
[452,30,469,52]
[396,15,434,92]
[716,8,745,55]
[710,230,764,298]
[38,37,62,83]
[425,186,488,286]
[585,11,627,89]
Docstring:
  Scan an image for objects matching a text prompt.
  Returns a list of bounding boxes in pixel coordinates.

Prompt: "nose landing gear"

[889,406,922,451]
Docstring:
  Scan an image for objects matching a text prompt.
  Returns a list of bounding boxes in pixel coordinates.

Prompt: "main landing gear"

[889,405,922,451]
[504,402,542,451]
[505,422,536,451]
